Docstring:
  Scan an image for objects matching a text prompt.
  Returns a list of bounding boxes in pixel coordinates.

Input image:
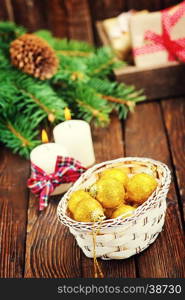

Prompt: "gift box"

[130,1,185,67]
[96,2,185,100]
[102,10,148,60]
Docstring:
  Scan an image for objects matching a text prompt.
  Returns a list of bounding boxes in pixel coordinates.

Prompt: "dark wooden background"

[0,0,180,45]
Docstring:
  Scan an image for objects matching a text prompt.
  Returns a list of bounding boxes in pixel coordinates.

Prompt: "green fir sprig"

[0,107,40,158]
[0,22,146,159]
[88,78,145,119]
[0,21,26,51]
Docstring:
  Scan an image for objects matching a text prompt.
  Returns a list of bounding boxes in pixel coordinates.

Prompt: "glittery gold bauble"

[104,208,115,219]
[68,190,92,215]
[91,178,125,209]
[126,173,158,204]
[73,198,105,222]
[132,203,140,208]
[111,204,135,219]
[100,168,128,186]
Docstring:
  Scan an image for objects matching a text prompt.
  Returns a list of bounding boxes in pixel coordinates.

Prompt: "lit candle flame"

[64,107,71,120]
[41,129,49,143]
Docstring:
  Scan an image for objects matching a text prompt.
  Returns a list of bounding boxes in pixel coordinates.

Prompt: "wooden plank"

[0,148,29,277]
[115,62,185,100]
[46,0,94,42]
[65,0,94,43]
[0,0,8,20]
[45,0,69,38]
[162,0,179,9]
[11,0,46,31]
[24,194,82,278]
[127,0,180,11]
[89,0,127,45]
[89,0,126,20]
[125,102,185,277]
[81,115,136,278]
[162,97,185,222]
[127,0,162,11]
[0,0,14,21]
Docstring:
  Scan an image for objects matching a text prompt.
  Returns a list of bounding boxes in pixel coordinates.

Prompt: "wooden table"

[0,97,185,278]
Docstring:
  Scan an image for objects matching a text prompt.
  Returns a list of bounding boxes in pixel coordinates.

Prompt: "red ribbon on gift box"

[133,1,185,62]
[27,156,86,211]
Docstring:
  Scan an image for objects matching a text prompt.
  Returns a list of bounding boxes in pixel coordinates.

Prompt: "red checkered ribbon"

[27,156,86,211]
[133,1,185,62]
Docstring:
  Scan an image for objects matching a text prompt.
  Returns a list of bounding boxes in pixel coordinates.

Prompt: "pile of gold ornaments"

[68,167,158,223]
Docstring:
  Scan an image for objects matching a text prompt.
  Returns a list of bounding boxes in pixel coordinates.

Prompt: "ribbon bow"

[133,1,185,62]
[27,156,86,211]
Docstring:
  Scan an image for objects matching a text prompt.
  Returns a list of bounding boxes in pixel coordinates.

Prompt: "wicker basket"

[57,157,171,260]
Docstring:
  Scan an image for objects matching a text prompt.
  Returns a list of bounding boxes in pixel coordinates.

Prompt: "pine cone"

[10,34,58,80]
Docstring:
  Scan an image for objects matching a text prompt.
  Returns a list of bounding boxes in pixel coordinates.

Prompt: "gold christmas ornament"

[126,173,158,204]
[73,198,105,222]
[132,203,140,208]
[104,208,115,219]
[68,190,92,215]
[10,34,58,80]
[90,177,125,208]
[57,157,171,264]
[100,167,128,186]
[111,204,135,219]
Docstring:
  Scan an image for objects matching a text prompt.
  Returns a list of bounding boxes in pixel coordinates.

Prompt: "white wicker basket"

[57,157,171,260]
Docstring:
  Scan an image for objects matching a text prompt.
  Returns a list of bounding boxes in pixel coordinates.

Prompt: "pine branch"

[35,30,94,54]
[6,122,31,147]
[0,112,40,158]
[51,55,89,84]
[56,50,93,57]
[0,21,26,51]
[17,78,67,123]
[0,48,10,68]
[101,94,136,110]
[19,88,58,123]
[0,22,147,158]
[76,99,108,124]
[88,77,146,118]
[74,84,111,126]
[0,68,67,124]
[53,46,123,83]
[86,47,123,77]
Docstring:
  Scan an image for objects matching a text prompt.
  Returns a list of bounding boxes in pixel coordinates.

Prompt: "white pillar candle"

[30,143,72,195]
[53,120,95,168]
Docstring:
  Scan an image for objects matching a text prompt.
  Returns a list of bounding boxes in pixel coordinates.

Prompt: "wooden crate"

[96,21,185,100]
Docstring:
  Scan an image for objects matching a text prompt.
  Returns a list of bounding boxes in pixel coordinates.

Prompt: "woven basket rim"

[57,157,171,232]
